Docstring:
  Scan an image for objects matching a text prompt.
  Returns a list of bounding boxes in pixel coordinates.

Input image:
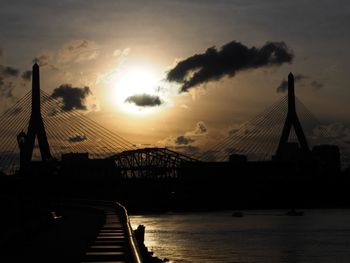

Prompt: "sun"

[111,67,162,115]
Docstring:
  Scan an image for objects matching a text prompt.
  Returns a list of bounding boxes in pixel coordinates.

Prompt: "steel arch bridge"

[0,64,345,175]
[109,147,198,179]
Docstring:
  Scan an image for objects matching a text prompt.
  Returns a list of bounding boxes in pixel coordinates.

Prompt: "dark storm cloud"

[276,74,308,93]
[0,66,20,77]
[21,70,32,81]
[167,41,293,92]
[68,134,87,143]
[175,135,195,145]
[125,93,162,107]
[51,84,91,111]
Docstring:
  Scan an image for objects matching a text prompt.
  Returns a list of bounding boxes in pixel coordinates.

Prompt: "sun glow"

[111,68,163,115]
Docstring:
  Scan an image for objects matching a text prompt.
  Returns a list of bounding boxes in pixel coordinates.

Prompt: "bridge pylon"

[23,63,52,162]
[275,73,310,160]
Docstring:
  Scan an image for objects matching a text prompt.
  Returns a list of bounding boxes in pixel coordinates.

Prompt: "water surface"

[131,210,350,263]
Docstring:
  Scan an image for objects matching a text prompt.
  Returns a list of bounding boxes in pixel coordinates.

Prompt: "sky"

[0,0,350,164]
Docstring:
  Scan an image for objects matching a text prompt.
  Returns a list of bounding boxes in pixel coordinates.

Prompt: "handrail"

[60,199,143,263]
[115,201,143,263]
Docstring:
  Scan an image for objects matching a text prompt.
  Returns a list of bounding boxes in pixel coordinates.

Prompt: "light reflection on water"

[131,210,350,263]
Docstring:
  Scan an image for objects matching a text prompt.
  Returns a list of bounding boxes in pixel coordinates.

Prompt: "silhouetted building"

[62,152,89,161]
[229,154,247,163]
[312,145,341,173]
[275,142,300,162]
[60,152,119,180]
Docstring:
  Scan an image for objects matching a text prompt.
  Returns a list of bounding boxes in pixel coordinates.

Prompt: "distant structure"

[274,73,310,161]
[22,63,52,163]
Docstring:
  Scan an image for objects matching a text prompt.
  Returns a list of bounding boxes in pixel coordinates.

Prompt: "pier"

[0,199,143,262]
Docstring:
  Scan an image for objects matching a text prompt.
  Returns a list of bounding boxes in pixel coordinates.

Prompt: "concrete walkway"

[0,200,142,263]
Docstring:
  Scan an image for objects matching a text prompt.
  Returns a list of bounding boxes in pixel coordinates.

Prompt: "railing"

[60,199,143,263]
[115,201,143,263]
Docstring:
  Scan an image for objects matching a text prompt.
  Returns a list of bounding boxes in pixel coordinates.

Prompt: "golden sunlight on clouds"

[106,66,167,115]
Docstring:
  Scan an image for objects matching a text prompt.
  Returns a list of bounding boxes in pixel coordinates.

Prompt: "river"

[130,209,350,263]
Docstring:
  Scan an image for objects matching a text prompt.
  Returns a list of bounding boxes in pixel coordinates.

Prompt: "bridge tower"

[275,73,310,160]
[23,63,52,162]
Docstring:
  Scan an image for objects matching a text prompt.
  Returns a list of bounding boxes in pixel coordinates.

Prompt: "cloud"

[314,123,350,139]
[167,41,293,92]
[68,39,89,51]
[173,145,200,156]
[310,80,324,90]
[175,135,195,145]
[33,54,51,67]
[67,134,87,143]
[182,145,200,154]
[113,48,130,57]
[0,65,20,77]
[160,121,208,147]
[21,70,32,81]
[125,93,162,107]
[0,49,3,58]
[312,122,350,167]
[193,121,207,135]
[0,64,20,100]
[184,121,208,137]
[96,47,130,85]
[180,104,189,109]
[0,78,15,99]
[276,74,323,93]
[276,79,288,93]
[276,73,308,93]
[50,84,92,111]
[57,39,99,63]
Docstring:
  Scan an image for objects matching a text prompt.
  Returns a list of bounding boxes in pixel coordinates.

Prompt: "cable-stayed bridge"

[0,65,343,176]
[199,95,332,162]
[0,64,197,176]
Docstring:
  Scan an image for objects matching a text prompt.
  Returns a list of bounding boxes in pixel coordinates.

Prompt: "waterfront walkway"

[0,200,142,263]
